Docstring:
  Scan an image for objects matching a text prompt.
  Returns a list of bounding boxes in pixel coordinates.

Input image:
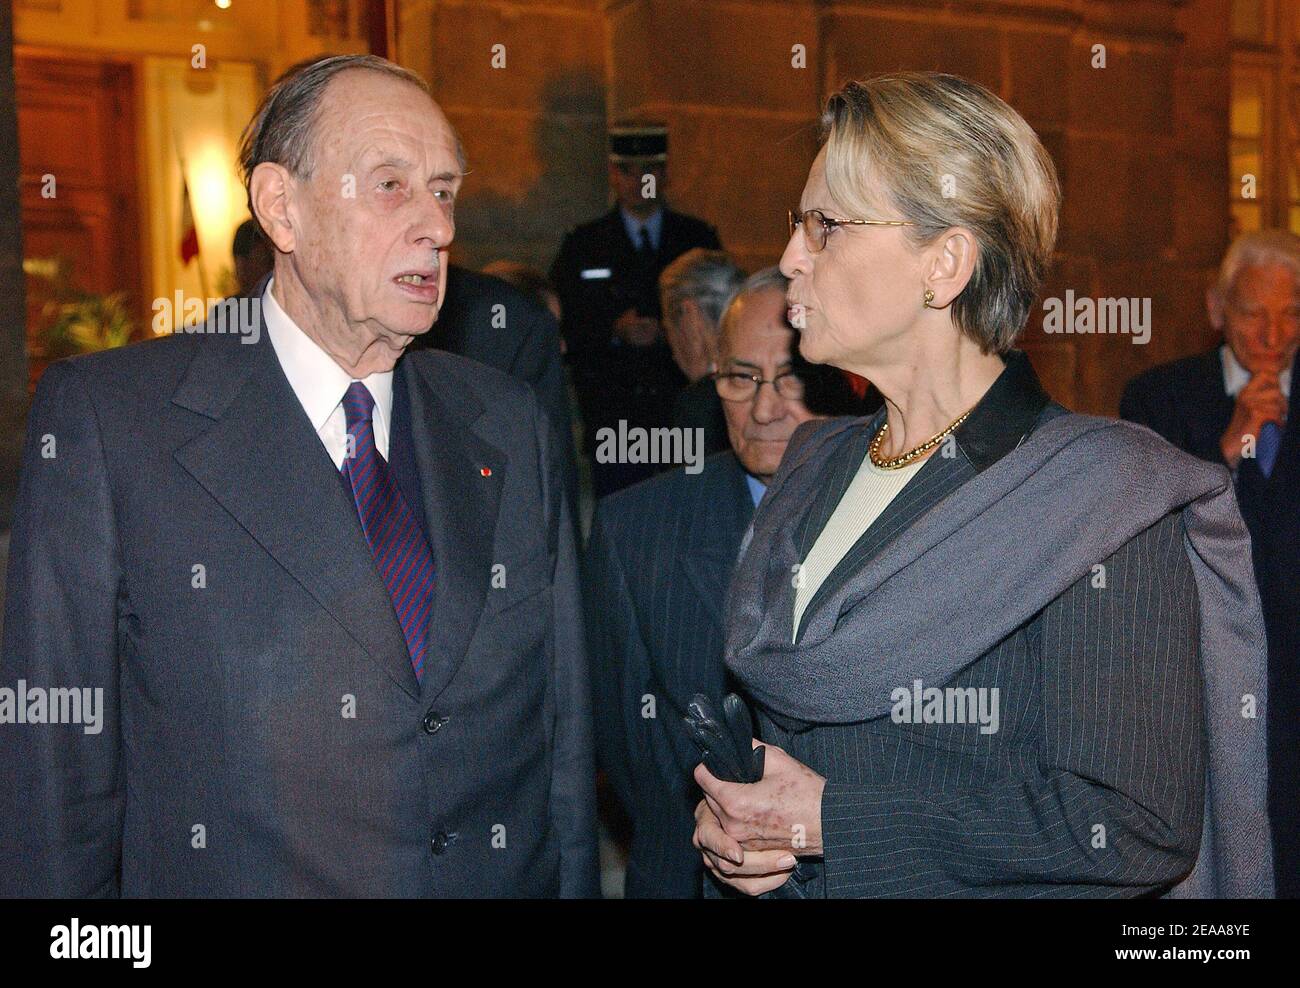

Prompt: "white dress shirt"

[262,281,393,469]
[1221,344,1292,399]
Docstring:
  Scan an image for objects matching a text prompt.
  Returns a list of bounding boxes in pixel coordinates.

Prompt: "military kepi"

[609,123,668,162]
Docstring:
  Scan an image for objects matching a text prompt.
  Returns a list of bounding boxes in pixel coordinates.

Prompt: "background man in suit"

[411,263,578,514]
[1121,229,1300,897]
[0,54,598,897]
[660,249,746,459]
[550,123,723,496]
[584,266,857,897]
[231,218,275,297]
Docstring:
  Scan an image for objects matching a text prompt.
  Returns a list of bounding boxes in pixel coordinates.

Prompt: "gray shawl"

[725,411,1273,898]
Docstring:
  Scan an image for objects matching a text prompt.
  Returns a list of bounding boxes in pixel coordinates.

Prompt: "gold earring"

[923,288,935,308]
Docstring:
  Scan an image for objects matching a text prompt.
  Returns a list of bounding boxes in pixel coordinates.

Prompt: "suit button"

[430,831,453,855]
[422,710,448,735]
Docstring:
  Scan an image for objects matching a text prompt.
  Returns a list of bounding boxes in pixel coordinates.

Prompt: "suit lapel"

[678,455,754,626]
[171,329,420,699]
[660,209,693,259]
[399,355,506,701]
[1274,350,1300,484]
[657,210,679,258]
[679,552,733,628]
[602,209,638,263]
[1243,347,1300,494]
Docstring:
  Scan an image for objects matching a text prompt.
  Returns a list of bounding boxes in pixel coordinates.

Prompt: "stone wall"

[401,0,1231,414]
[397,0,611,273]
[606,0,820,275]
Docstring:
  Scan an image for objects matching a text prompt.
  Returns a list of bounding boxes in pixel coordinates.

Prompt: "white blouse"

[791,448,925,641]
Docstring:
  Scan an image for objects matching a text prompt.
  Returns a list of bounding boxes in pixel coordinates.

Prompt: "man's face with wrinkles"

[287,69,462,361]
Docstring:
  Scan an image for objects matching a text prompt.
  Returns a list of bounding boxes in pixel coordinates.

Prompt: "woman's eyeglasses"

[788,208,914,253]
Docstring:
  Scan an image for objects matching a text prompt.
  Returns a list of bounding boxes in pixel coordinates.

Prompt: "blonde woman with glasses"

[692,72,1273,900]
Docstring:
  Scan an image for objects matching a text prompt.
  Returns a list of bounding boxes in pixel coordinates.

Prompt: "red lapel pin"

[480,467,492,477]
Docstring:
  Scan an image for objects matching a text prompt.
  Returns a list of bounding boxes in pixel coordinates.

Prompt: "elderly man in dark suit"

[584,267,867,897]
[0,54,597,898]
[1122,229,1300,897]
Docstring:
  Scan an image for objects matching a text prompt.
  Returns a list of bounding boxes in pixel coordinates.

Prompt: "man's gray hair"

[720,265,790,330]
[1215,229,1300,298]
[659,249,746,331]
[238,54,465,215]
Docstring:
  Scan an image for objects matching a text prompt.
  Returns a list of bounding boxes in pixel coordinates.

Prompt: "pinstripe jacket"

[730,352,1212,898]
[1122,347,1300,897]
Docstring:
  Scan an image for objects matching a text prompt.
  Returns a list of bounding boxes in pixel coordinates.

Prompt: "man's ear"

[925,227,978,308]
[681,298,703,334]
[680,298,717,360]
[249,161,298,254]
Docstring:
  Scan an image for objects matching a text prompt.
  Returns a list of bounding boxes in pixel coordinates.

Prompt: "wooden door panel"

[15,52,141,389]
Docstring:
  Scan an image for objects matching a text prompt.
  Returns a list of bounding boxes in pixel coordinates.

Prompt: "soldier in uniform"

[550,123,722,496]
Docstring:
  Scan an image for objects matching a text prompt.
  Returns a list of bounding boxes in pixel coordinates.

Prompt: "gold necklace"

[868,408,973,470]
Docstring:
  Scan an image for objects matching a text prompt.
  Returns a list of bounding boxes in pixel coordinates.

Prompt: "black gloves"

[683,692,765,784]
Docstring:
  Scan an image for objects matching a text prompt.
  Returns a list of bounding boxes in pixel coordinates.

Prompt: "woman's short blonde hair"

[821,73,1060,354]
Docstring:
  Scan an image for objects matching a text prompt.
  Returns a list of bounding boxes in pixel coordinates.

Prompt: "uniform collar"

[619,206,663,249]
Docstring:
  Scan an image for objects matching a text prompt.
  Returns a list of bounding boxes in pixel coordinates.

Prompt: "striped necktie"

[339,381,435,682]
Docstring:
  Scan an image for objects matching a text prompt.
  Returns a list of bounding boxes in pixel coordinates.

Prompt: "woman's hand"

[691,740,827,894]
[694,798,797,895]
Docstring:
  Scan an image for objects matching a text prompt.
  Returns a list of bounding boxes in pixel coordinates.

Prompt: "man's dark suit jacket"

[1122,346,1300,898]
[550,207,722,496]
[583,451,754,897]
[744,352,1204,897]
[412,264,577,509]
[0,317,599,897]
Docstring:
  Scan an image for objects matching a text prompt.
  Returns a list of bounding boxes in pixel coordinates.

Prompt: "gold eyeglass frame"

[788,208,915,252]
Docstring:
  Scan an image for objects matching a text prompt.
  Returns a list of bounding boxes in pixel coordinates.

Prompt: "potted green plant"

[27,257,137,359]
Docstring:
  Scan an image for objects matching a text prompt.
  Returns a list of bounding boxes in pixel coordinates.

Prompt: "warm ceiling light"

[214,0,231,9]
